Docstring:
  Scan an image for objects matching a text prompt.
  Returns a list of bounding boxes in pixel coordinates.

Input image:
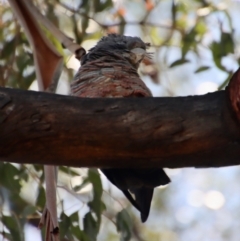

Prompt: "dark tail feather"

[101,168,170,222]
[122,190,141,212]
[130,187,153,222]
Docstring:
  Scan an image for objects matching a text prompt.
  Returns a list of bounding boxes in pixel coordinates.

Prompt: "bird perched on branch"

[71,34,170,222]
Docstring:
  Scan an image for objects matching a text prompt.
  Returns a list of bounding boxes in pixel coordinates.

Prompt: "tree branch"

[1,80,240,168]
[57,2,175,30]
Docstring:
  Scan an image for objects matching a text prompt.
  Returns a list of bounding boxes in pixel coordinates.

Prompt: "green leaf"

[73,177,90,192]
[210,41,227,71]
[220,32,234,55]
[71,15,84,44]
[22,205,37,218]
[194,66,210,73]
[218,71,233,90]
[72,225,88,241]
[1,37,16,59]
[150,27,162,45]
[87,169,105,219]
[93,0,113,12]
[59,166,80,176]
[16,55,31,74]
[0,163,21,192]
[210,32,235,71]
[70,211,79,223]
[32,164,44,173]
[195,20,207,37]
[79,0,89,9]
[83,212,98,241]
[182,28,197,57]
[20,71,36,90]
[41,25,64,59]
[18,167,29,182]
[116,209,132,241]
[75,169,105,240]
[2,215,23,241]
[169,58,190,68]
[36,186,46,208]
[59,212,73,240]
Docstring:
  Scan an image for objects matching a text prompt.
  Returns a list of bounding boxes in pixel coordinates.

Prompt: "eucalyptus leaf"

[2,215,23,241]
[36,186,46,209]
[194,66,210,73]
[83,212,98,241]
[170,58,190,68]
[116,209,132,241]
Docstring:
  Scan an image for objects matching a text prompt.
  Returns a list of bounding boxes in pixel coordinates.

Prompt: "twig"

[57,1,175,30]
[22,0,86,59]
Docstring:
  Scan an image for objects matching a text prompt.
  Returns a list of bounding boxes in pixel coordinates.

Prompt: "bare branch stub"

[227,67,240,123]
[75,47,86,61]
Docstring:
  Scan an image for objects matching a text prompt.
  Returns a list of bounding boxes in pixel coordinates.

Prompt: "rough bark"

[0,84,240,168]
[0,83,240,168]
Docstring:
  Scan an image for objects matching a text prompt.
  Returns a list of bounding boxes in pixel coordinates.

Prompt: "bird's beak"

[130,48,146,62]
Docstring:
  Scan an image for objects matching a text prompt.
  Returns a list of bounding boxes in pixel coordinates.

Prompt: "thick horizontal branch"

[0,85,240,168]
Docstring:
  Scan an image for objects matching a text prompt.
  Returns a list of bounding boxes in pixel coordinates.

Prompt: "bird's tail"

[129,168,170,222]
[129,187,154,222]
[101,168,170,222]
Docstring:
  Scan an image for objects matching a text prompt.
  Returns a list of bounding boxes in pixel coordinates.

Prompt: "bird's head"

[81,34,152,69]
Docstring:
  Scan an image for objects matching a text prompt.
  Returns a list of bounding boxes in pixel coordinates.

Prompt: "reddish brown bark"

[0,69,240,168]
[227,68,240,123]
[0,89,239,168]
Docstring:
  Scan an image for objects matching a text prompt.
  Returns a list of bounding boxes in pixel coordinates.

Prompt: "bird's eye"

[145,42,151,48]
[127,39,145,50]
[127,41,137,50]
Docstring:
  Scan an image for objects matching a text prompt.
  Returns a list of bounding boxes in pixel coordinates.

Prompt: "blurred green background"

[0,0,240,240]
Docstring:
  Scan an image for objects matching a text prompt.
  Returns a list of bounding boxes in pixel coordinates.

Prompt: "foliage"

[0,0,240,241]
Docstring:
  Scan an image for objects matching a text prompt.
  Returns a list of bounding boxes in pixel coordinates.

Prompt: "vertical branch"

[8,0,63,91]
[8,1,86,240]
[39,166,59,241]
[7,1,69,240]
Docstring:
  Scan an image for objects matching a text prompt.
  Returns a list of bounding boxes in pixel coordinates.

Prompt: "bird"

[70,34,170,222]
